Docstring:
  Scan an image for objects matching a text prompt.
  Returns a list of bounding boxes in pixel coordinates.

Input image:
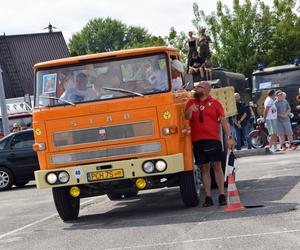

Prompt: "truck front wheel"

[52,187,80,221]
[179,165,201,207]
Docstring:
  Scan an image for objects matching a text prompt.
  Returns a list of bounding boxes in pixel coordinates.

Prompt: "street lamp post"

[0,66,10,136]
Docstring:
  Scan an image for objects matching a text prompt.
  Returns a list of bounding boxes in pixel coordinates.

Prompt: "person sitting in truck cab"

[60,72,97,103]
[145,62,168,91]
[171,59,184,90]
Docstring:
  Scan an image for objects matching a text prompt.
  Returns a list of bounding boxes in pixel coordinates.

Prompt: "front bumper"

[34,153,184,189]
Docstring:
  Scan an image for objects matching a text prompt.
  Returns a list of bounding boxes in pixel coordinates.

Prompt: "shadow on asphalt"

[63,175,300,230]
[1,184,36,193]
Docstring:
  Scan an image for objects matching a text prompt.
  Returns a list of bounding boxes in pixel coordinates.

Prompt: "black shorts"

[193,139,223,165]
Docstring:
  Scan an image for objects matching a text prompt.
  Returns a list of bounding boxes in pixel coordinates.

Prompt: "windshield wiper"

[102,87,144,97]
[39,96,75,106]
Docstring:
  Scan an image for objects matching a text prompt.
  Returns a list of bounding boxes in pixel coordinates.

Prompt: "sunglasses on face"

[196,85,205,90]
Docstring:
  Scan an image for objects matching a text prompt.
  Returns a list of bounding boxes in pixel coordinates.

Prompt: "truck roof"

[34,46,179,69]
[253,64,300,75]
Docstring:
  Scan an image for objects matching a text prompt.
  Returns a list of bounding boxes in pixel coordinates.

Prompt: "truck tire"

[107,190,138,200]
[52,187,80,221]
[124,190,138,198]
[179,165,201,207]
[0,167,14,191]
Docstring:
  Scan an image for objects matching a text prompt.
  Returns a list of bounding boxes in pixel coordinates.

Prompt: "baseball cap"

[171,60,184,73]
[275,90,283,95]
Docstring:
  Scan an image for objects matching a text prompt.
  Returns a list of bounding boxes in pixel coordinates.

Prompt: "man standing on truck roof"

[184,81,235,207]
[198,27,212,66]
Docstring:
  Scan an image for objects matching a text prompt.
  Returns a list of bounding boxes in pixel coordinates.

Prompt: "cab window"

[35,53,170,107]
[11,132,34,149]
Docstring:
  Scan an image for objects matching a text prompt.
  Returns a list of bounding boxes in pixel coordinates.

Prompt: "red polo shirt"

[185,96,225,142]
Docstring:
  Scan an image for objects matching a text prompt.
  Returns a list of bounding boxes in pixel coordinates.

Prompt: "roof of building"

[0,32,69,98]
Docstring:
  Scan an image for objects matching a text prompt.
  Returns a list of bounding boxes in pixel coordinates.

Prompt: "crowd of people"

[184,27,212,80]
[262,89,297,152]
[229,89,297,152]
[184,79,298,208]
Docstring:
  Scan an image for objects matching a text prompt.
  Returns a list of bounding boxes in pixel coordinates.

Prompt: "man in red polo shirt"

[185,81,234,207]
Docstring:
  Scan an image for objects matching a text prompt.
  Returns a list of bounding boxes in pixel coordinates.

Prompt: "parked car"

[0,129,39,191]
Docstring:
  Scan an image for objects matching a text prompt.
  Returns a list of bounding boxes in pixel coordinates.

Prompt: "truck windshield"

[253,70,300,91]
[35,53,169,107]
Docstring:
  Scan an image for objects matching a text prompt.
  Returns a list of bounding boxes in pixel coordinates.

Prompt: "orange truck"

[33,47,236,221]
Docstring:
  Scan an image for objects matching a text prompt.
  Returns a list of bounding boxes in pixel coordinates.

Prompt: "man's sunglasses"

[195,85,205,89]
[199,105,205,123]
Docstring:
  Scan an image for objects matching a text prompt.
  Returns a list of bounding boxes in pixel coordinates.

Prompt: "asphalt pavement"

[0,149,299,250]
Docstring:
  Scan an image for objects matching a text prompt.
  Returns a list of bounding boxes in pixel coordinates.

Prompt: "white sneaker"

[270,146,280,152]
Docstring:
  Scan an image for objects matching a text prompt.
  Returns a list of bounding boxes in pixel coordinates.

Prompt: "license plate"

[87,169,124,182]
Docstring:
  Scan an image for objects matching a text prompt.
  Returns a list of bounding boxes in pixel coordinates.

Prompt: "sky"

[0,0,274,44]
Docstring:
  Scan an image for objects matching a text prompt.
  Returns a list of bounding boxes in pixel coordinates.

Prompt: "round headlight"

[58,171,70,183]
[46,173,57,184]
[155,160,167,172]
[142,161,155,173]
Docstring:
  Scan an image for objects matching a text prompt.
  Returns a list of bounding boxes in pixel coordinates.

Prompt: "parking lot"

[0,149,300,250]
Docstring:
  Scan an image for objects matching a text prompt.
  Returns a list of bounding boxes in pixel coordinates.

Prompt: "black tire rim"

[251,135,264,148]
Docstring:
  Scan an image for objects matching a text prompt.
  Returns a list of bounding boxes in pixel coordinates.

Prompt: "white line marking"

[0,213,57,240]
[106,229,300,250]
[0,196,101,240]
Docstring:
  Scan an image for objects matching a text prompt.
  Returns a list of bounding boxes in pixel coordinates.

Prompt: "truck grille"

[53,121,153,147]
[51,142,162,165]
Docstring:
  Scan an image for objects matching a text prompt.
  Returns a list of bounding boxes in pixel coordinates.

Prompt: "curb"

[234,148,271,158]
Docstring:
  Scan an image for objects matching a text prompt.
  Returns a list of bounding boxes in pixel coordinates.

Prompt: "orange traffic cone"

[224,173,245,212]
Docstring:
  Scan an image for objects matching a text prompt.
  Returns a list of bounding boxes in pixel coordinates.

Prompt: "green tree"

[69,18,165,56]
[270,0,300,64]
[165,27,188,65]
[192,0,300,77]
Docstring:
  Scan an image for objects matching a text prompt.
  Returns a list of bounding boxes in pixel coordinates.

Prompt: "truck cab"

[33,47,235,221]
[252,62,300,122]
